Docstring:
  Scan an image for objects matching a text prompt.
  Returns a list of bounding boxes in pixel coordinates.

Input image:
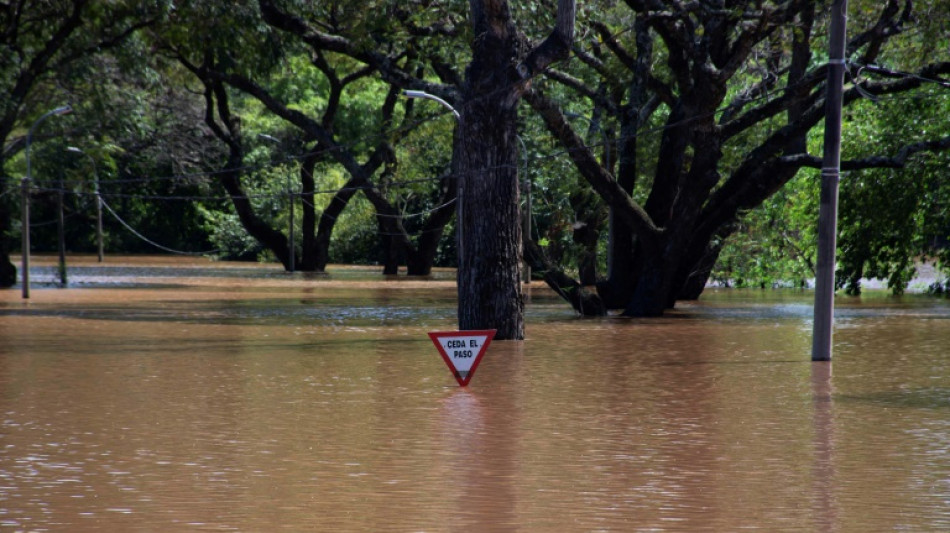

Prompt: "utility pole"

[812,0,848,361]
[67,147,104,262]
[57,169,66,285]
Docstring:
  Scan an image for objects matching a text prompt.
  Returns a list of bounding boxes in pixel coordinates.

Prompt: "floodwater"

[2,256,950,532]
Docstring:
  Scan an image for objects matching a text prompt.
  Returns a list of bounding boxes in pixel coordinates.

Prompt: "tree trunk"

[0,189,15,287]
[219,167,291,267]
[457,0,574,339]
[405,152,457,276]
[457,100,525,339]
[405,223,446,276]
[378,215,400,275]
[455,1,526,339]
[623,257,673,317]
[313,179,359,271]
[606,14,653,295]
[674,233,729,300]
[570,187,606,286]
[0,247,15,288]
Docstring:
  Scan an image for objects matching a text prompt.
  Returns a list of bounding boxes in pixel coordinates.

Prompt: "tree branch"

[780,135,950,170]
[543,68,617,114]
[589,20,636,71]
[258,0,457,103]
[519,0,576,79]
[847,0,907,64]
[525,88,661,242]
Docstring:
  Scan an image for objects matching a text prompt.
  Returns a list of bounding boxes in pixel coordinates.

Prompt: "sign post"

[428,330,496,386]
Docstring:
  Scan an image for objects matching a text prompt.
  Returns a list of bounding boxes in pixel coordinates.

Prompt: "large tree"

[525,0,950,316]
[454,0,576,339]
[257,0,577,339]
[158,1,461,275]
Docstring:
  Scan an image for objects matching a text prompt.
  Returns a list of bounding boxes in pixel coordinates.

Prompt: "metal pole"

[67,146,103,262]
[57,177,66,285]
[402,90,462,265]
[403,90,460,120]
[812,0,848,361]
[288,173,295,273]
[21,105,71,299]
[517,135,530,283]
[21,176,31,299]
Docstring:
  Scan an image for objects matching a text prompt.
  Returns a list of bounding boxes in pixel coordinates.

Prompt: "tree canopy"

[1,0,948,320]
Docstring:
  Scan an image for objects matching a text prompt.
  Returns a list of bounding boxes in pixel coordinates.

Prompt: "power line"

[100,198,219,256]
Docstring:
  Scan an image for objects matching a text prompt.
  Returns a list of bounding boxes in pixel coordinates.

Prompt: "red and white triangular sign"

[428,329,496,386]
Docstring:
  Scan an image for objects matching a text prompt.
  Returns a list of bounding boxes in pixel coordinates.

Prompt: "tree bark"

[0,238,15,287]
[313,179,360,271]
[524,239,605,316]
[457,0,575,339]
[457,98,525,338]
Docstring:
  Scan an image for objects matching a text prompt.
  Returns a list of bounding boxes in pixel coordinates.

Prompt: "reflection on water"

[2,256,950,531]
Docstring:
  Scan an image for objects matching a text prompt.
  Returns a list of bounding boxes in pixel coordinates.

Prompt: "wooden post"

[812,0,848,361]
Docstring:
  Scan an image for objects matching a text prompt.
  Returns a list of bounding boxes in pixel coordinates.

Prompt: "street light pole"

[67,147,103,262]
[402,90,463,266]
[403,90,460,120]
[22,104,72,299]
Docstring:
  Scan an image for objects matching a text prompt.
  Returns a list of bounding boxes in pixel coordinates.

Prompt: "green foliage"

[712,171,818,289]
[714,88,950,294]
[328,195,377,265]
[835,88,950,294]
[517,102,593,277]
[5,0,950,286]
[161,0,287,76]
[196,204,263,261]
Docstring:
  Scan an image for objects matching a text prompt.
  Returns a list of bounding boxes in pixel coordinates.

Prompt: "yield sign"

[428,330,496,386]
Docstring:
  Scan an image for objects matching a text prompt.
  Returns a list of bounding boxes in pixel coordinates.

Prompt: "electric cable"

[100,198,219,256]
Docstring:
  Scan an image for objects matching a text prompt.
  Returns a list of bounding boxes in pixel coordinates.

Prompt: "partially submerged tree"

[257,0,578,339]
[526,0,950,316]
[159,1,462,275]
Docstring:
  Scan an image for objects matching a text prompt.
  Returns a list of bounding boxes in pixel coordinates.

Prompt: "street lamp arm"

[26,105,72,179]
[403,90,460,120]
[27,105,73,143]
[22,104,72,298]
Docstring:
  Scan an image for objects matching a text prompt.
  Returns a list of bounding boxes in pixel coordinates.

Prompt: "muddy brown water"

[2,256,950,531]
